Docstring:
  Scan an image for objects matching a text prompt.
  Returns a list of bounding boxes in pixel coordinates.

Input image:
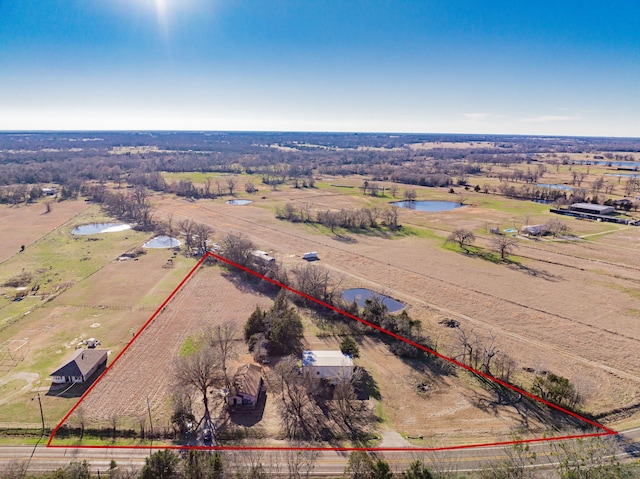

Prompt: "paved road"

[1,428,638,476]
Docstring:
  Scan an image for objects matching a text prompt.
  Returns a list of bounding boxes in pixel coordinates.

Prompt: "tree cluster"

[276,203,400,233]
[244,291,304,356]
[359,296,432,359]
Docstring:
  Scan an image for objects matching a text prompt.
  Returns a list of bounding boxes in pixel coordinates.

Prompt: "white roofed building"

[302,350,353,383]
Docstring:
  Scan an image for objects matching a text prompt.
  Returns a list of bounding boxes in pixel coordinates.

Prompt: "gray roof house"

[50,349,108,384]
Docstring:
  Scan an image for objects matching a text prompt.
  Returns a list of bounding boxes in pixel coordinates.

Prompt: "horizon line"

[1,129,639,141]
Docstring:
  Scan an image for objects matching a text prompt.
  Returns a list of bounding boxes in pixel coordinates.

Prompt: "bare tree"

[220,232,256,268]
[269,356,322,440]
[178,219,196,253]
[44,201,53,214]
[0,459,28,479]
[285,446,320,479]
[192,222,214,255]
[174,348,222,427]
[481,332,500,375]
[227,177,237,196]
[329,369,373,439]
[490,236,517,260]
[73,406,86,440]
[389,184,399,198]
[456,326,478,368]
[551,436,628,478]
[204,323,238,388]
[403,189,417,201]
[544,218,570,237]
[292,263,341,305]
[382,205,400,230]
[446,228,476,252]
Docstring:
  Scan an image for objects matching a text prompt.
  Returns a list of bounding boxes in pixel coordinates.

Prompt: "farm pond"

[390,200,461,212]
[226,199,252,205]
[342,288,405,312]
[71,223,132,235]
[143,236,181,248]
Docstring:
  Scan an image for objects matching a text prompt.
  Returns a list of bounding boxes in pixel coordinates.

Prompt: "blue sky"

[0,0,638,136]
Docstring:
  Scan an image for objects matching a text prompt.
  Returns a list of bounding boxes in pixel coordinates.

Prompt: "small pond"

[226,199,252,205]
[536,183,573,191]
[72,223,131,235]
[342,288,405,312]
[390,200,461,212]
[143,236,181,249]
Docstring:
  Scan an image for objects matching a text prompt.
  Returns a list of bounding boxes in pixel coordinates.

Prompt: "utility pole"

[146,396,153,454]
[32,392,44,435]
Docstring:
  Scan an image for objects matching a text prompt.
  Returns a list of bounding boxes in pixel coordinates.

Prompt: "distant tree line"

[276,202,400,233]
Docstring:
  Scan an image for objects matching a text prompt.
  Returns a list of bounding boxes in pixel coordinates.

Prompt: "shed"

[251,250,275,265]
[50,349,108,384]
[569,203,615,215]
[227,363,264,409]
[302,350,353,383]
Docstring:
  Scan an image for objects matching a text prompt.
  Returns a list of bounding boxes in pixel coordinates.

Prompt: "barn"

[50,349,108,384]
[569,203,615,215]
[302,350,353,383]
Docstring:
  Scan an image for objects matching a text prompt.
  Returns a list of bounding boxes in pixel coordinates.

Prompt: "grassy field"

[2,158,640,447]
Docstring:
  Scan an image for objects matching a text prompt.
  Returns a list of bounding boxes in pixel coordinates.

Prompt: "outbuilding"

[50,349,108,384]
[569,203,615,215]
[302,350,353,383]
[251,250,275,265]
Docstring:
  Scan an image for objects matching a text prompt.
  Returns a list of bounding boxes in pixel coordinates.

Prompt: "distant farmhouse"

[302,350,354,383]
[520,224,548,236]
[227,363,264,409]
[50,349,108,384]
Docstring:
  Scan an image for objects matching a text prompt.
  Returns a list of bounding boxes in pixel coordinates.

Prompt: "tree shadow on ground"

[507,262,560,282]
[464,373,590,433]
[220,270,280,298]
[332,233,358,244]
[355,367,381,400]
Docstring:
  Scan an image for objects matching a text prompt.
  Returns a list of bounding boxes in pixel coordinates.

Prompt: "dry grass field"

[2,159,640,447]
[151,183,640,429]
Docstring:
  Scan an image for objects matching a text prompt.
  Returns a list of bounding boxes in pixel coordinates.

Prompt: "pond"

[71,223,131,235]
[342,288,405,312]
[143,236,181,249]
[572,160,640,168]
[536,183,573,190]
[226,199,252,205]
[605,173,640,178]
[390,200,462,212]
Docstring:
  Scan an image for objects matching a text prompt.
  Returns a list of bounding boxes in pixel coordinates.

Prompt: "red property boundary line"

[47,252,617,451]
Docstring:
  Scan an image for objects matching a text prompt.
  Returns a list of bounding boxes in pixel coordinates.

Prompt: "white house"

[50,349,108,384]
[302,350,353,383]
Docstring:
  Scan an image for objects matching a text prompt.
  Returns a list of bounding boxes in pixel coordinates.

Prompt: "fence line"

[57,302,157,312]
